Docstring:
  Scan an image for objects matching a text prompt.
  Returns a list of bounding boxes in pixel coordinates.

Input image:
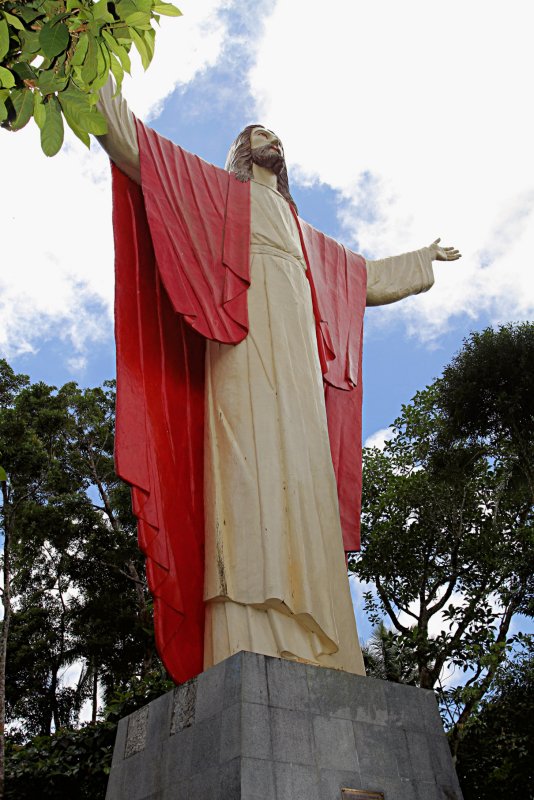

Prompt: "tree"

[350,323,534,760]
[0,361,157,796]
[0,0,181,156]
[5,666,173,800]
[362,622,418,685]
[455,643,534,800]
[438,322,534,555]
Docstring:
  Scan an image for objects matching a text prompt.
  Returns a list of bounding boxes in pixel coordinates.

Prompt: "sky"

[1,0,533,651]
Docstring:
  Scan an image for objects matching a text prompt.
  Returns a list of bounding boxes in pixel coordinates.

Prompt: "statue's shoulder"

[137,121,228,186]
[297,217,366,271]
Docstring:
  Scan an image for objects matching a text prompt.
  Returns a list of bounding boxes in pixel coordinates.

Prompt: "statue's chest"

[249,181,305,265]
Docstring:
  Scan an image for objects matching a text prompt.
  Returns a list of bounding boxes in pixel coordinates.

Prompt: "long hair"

[225,124,298,214]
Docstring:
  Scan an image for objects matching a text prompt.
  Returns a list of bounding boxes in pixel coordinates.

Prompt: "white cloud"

[249,0,534,341]
[58,660,106,724]
[397,591,462,640]
[0,127,113,361]
[364,427,392,450]
[120,0,231,120]
[0,0,231,365]
[3,0,532,364]
[396,589,511,643]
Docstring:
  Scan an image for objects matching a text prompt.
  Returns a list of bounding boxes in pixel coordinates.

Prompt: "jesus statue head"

[225,124,298,213]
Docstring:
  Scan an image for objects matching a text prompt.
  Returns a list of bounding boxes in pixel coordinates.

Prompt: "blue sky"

[1,0,533,648]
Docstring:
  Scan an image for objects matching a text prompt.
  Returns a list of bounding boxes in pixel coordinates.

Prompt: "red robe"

[112,122,367,684]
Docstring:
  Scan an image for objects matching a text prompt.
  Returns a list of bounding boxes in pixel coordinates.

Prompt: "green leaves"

[40,95,64,156]
[10,87,33,129]
[80,32,99,84]
[92,0,115,23]
[2,11,25,32]
[0,17,10,61]
[0,465,7,481]
[0,364,161,764]
[102,29,131,74]
[129,26,150,69]
[0,89,8,122]
[33,90,46,128]
[39,19,70,59]
[0,65,15,88]
[11,61,38,82]
[108,51,124,89]
[18,28,41,56]
[71,33,89,67]
[0,0,182,156]
[352,322,534,766]
[38,67,69,94]
[152,1,182,16]
[59,86,107,135]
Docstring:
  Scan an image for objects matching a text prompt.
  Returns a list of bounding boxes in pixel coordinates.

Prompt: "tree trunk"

[91,663,98,724]
[90,459,156,672]
[50,665,60,733]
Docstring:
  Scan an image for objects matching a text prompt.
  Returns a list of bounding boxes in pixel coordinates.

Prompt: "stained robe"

[100,85,435,684]
[203,180,368,673]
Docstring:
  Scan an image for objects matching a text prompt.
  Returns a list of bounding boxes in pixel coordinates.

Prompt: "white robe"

[97,83,435,674]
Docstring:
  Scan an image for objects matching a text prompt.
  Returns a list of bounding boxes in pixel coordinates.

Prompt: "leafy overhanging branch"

[0,0,181,156]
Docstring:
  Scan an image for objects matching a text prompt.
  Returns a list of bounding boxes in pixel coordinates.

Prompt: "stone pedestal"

[105,651,463,800]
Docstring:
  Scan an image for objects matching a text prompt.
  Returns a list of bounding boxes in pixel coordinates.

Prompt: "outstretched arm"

[96,78,141,184]
[365,238,461,307]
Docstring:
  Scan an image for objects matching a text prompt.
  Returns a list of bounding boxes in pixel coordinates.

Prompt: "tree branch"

[448,589,523,760]
[375,576,411,635]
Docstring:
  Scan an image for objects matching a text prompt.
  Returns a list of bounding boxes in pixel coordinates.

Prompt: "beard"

[251,144,285,176]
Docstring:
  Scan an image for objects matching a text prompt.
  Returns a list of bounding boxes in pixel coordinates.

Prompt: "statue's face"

[250,127,285,175]
[250,126,282,155]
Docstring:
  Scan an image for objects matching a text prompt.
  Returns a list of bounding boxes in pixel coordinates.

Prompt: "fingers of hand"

[440,245,461,260]
[429,240,462,260]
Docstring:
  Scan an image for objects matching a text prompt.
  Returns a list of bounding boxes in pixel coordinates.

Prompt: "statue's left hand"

[429,238,461,261]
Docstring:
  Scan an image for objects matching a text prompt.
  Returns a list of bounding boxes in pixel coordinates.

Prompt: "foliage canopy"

[350,323,534,759]
[0,362,158,737]
[455,647,534,800]
[0,0,181,155]
[0,359,168,795]
[5,668,173,799]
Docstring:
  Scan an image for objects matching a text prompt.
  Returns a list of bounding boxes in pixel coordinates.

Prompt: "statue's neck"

[252,163,278,191]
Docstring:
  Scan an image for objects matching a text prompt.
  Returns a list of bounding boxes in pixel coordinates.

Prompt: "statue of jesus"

[97,81,460,684]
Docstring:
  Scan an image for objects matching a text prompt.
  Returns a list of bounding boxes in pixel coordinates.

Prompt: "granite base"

[105,651,463,800]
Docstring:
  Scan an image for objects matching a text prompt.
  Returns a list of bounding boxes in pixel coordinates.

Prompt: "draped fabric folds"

[112,122,367,684]
[298,220,366,551]
[113,165,206,680]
